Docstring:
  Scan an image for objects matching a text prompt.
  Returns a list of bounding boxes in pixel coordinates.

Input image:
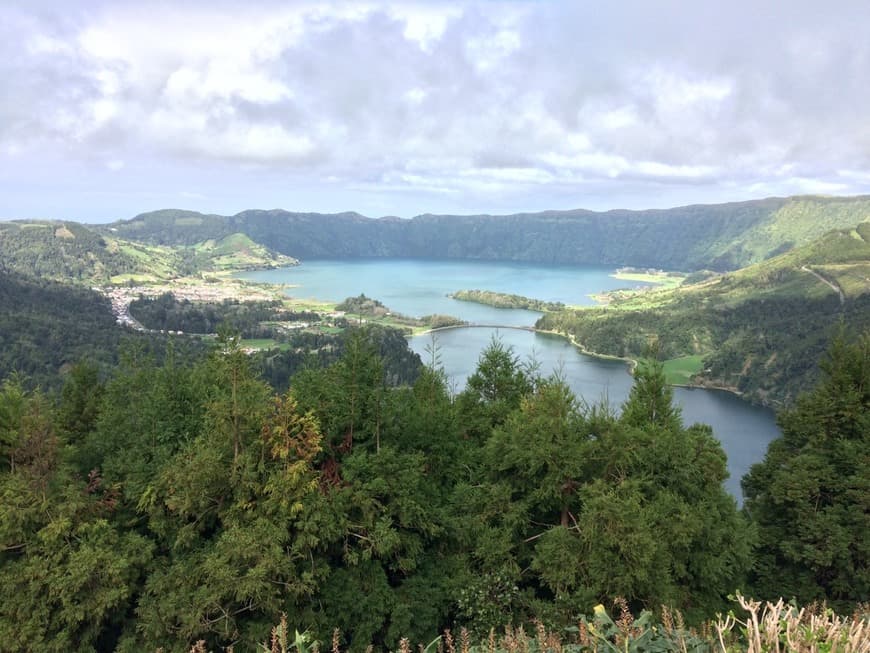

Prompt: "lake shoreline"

[414,323,767,408]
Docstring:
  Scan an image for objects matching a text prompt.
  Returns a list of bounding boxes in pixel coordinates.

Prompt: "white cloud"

[2,0,870,219]
[390,4,463,50]
[466,29,521,71]
[163,65,292,105]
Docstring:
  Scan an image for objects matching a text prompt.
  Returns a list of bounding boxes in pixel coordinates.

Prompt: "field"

[240,338,292,351]
[663,355,704,384]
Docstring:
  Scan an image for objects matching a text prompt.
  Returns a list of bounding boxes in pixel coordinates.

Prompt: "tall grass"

[224,595,869,653]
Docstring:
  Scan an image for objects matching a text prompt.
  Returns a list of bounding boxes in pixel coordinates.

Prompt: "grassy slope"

[537,222,870,406]
[686,195,870,268]
[192,232,298,270]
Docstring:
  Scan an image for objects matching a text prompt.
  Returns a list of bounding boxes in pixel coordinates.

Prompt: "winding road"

[800,266,845,306]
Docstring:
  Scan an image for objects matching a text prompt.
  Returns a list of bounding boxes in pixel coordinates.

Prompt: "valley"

[3,195,868,407]
[5,4,870,648]
[1,194,868,651]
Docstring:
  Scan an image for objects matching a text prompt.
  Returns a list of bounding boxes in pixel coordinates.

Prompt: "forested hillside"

[0,221,136,283]
[0,270,162,389]
[102,195,870,271]
[0,220,294,285]
[538,222,870,405]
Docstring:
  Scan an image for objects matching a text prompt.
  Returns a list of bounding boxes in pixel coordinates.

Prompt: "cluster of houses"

[98,283,272,333]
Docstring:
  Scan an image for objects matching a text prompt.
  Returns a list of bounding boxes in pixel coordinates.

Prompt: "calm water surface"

[242,259,652,325]
[243,259,780,500]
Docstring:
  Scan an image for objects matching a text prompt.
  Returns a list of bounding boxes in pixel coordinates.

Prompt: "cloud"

[1,0,870,219]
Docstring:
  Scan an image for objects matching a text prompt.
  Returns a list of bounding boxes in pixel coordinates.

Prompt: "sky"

[2,1,870,222]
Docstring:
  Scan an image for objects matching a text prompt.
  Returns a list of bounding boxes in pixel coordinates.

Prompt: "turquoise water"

[242,259,780,499]
[241,259,654,326]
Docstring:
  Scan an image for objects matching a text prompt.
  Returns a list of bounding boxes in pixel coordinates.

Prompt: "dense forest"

[0,325,867,651]
[101,195,870,272]
[0,270,202,391]
[450,290,566,312]
[0,221,137,283]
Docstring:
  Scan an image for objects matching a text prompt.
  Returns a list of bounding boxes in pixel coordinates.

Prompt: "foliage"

[450,290,565,312]
[742,329,870,611]
[129,292,291,336]
[0,220,135,283]
[0,380,153,652]
[0,323,866,650]
[455,336,534,440]
[0,269,206,391]
[335,294,391,317]
[456,344,751,634]
[259,596,870,653]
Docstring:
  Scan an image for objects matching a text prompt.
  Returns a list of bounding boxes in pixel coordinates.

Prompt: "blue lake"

[243,259,780,500]
[241,259,653,326]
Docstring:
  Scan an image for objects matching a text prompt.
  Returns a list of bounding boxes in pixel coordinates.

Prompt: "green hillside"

[0,270,202,389]
[0,221,296,285]
[686,195,870,268]
[191,232,297,271]
[537,222,870,406]
[101,194,870,271]
[0,220,137,283]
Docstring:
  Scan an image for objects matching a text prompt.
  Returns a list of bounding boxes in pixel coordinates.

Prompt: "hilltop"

[101,194,870,271]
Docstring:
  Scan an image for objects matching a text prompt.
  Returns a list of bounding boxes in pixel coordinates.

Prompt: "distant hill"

[0,220,296,285]
[191,232,297,272]
[100,195,870,271]
[0,220,134,283]
[537,222,870,406]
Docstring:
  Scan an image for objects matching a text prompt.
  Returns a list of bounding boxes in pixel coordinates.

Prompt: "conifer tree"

[743,329,870,609]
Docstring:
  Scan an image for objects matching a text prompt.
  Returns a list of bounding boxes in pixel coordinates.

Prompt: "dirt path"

[801,265,845,305]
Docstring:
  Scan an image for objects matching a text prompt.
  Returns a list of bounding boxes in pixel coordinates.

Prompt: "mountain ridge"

[99,194,870,271]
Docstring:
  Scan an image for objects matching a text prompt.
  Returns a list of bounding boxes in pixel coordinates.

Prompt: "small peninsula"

[449,289,566,312]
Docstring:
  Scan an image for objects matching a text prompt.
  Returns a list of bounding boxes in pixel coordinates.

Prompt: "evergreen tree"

[466,376,591,630]
[589,357,753,620]
[133,370,324,650]
[456,336,533,440]
[294,336,460,649]
[466,356,752,629]
[743,329,870,609]
[0,380,152,653]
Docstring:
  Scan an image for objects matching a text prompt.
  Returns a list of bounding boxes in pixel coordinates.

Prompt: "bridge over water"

[424,323,539,333]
